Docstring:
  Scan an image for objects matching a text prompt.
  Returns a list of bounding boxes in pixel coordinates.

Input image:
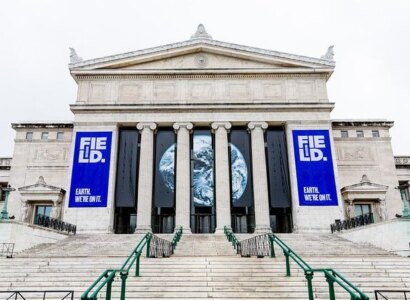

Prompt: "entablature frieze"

[74,73,330,105]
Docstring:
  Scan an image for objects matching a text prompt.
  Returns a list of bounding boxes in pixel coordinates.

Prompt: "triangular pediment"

[18,176,65,194]
[341,175,388,193]
[120,51,286,70]
[69,37,335,77]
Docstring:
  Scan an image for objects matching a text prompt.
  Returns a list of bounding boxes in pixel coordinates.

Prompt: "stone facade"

[5,123,73,223]
[2,25,407,233]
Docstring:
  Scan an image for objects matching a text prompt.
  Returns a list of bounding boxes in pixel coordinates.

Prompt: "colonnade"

[134,121,272,234]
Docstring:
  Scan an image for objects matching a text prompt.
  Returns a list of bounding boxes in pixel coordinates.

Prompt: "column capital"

[136,122,157,131]
[248,121,268,130]
[173,122,193,131]
[211,122,232,130]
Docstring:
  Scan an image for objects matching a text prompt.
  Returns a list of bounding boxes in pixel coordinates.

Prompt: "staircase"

[0,233,408,299]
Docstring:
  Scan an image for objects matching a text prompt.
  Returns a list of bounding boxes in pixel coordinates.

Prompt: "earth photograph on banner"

[230,144,248,203]
[158,144,176,191]
[158,136,249,206]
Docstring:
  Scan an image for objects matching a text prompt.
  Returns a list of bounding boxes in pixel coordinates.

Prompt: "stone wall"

[332,121,402,219]
[0,220,68,253]
[7,123,73,221]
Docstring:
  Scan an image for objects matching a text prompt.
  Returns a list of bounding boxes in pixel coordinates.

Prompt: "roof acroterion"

[190,24,212,40]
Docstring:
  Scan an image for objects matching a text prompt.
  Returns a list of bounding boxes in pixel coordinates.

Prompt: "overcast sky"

[1,0,409,156]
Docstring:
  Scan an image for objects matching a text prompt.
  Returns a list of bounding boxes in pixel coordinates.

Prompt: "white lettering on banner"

[74,188,102,203]
[78,137,107,163]
[302,186,332,202]
[298,135,328,162]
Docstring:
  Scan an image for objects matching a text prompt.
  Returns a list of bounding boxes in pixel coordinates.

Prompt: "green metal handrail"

[171,226,183,250]
[223,226,239,253]
[81,227,183,300]
[223,227,369,300]
[268,233,369,300]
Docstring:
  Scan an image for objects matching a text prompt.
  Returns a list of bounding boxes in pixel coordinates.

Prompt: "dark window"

[341,130,348,138]
[354,204,371,217]
[26,132,33,140]
[34,205,52,224]
[356,130,364,138]
[372,130,380,138]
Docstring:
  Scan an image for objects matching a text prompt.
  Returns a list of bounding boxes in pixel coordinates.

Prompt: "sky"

[0,0,409,156]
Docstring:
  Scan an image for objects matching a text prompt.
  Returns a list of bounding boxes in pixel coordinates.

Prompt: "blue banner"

[293,130,338,206]
[69,132,112,208]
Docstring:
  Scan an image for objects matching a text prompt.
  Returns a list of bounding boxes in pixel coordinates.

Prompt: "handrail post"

[146,234,151,258]
[135,252,141,277]
[284,250,291,276]
[105,274,114,300]
[120,272,128,300]
[305,271,314,300]
[325,272,336,300]
[269,235,275,258]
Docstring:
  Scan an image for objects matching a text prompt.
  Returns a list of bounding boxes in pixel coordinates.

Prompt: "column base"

[254,225,272,234]
[134,226,152,234]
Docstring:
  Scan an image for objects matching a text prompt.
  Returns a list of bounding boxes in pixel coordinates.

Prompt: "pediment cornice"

[18,176,65,195]
[69,39,335,75]
[341,175,388,194]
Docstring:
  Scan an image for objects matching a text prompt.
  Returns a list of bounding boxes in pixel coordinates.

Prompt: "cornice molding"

[75,73,328,80]
[12,123,74,129]
[332,120,394,128]
[69,39,335,70]
[70,102,335,113]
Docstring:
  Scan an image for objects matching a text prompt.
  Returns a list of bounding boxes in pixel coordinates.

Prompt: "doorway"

[231,207,255,233]
[152,207,175,233]
[270,208,292,233]
[191,207,215,233]
[114,207,137,234]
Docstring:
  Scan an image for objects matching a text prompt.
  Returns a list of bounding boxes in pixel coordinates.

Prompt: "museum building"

[1,25,409,234]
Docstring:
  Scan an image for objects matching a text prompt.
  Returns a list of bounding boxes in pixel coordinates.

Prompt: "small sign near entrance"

[69,131,112,208]
[292,130,338,206]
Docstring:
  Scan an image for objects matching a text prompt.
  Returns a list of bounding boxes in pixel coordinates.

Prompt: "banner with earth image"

[154,129,176,208]
[230,129,254,207]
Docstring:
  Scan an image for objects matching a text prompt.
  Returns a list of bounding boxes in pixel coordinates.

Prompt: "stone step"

[3,232,409,300]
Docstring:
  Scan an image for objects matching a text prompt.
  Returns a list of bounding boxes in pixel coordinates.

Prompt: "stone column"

[173,122,193,233]
[248,122,271,233]
[211,122,232,234]
[135,122,157,233]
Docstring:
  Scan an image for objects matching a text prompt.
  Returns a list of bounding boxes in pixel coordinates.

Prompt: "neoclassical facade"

[3,25,408,234]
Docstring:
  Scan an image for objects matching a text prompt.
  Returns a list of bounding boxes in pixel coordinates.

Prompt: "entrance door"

[114,207,137,234]
[270,208,292,233]
[152,207,175,233]
[191,213,215,233]
[231,207,255,233]
[232,215,247,233]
